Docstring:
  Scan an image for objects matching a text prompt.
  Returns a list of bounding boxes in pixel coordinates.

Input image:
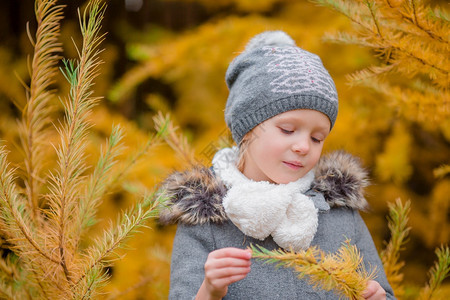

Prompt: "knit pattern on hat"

[225,31,338,144]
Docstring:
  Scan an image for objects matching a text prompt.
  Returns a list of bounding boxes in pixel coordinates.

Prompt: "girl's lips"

[283,161,303,170]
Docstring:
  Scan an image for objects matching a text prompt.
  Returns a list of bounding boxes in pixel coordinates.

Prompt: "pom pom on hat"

[245,30,296,51]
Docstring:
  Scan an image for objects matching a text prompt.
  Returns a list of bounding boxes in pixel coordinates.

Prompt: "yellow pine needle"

[0,146,58,265]
[311,0,449,124]
[73,191,166,298]
[153,112,197,166]
[2,0,167,298]
[251,240,376,300]
[44,0,107,285]
[103,115,168,195]
[381,198,411,298]
[19,0,64,220]
[77,125,125,232]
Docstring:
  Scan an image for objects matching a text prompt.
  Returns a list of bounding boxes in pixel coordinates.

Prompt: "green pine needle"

[419,245,450,300]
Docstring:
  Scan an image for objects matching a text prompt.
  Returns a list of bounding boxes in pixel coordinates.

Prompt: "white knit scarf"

[212,147,318,252]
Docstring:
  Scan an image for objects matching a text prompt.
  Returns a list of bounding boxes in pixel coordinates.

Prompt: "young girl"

[160,31,395,300]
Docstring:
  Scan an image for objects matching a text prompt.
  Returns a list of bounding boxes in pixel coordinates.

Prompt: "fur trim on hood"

[159,151,369,226]
[312,151,369,211]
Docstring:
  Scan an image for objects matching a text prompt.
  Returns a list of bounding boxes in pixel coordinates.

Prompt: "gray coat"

[160,151,395,299]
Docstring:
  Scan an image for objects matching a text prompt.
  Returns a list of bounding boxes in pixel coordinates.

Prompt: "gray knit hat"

[225,31,338,144]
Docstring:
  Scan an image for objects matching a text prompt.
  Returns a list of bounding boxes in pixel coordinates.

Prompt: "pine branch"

[75,266,108,300]
[419,245,450,300]
[0,260,16,299]
[323,31,382,48]
[401,0,449,43]
[251,240,376,299]
[153,112,196,166]
[106,122,165,192]
[73,191,167,298]
[28,264,53,300]
[380,198,411,298]
[351,78,449,123]
[365,0,383,38]
[18,0,64,222]
[46,0,106,284]
[312,0,450,123]
[429,5,449,23]
[2,1,69,288]
[312,0,377,35]
[391,43,448,76]
[346,64,397,84]
[0,260,15,282]
[0,146,58,265]
[76,125,125,233]
[0,281,14,300]
[4,0,169,297]
[321,1,449,77]
[380,0,449,45]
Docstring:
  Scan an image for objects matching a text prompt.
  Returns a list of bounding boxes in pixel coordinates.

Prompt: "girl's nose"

[291,138,309,154]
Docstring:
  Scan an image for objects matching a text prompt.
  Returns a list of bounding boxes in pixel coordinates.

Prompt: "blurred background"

[0,0,448,298]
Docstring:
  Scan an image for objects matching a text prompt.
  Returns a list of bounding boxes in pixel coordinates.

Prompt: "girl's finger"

[205,257,251,269]
[209,247,252,259]
[209,273,250,289]
[205,266,251,280]
[363,280,386,300]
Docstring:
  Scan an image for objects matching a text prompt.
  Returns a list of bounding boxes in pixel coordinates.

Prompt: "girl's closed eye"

[279,127,294,134]
[311,136,322,143]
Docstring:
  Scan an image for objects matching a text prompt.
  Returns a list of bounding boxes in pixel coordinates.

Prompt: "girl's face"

[242,109,330,184]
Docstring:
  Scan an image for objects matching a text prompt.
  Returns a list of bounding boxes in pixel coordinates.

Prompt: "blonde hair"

[236,131,252,172]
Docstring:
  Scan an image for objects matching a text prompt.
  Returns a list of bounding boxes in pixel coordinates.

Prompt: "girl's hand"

[196,247,252,300]
[363,280,387,300]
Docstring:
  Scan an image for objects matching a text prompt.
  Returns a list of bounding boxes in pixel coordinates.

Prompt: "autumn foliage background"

[0,0,448,298]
